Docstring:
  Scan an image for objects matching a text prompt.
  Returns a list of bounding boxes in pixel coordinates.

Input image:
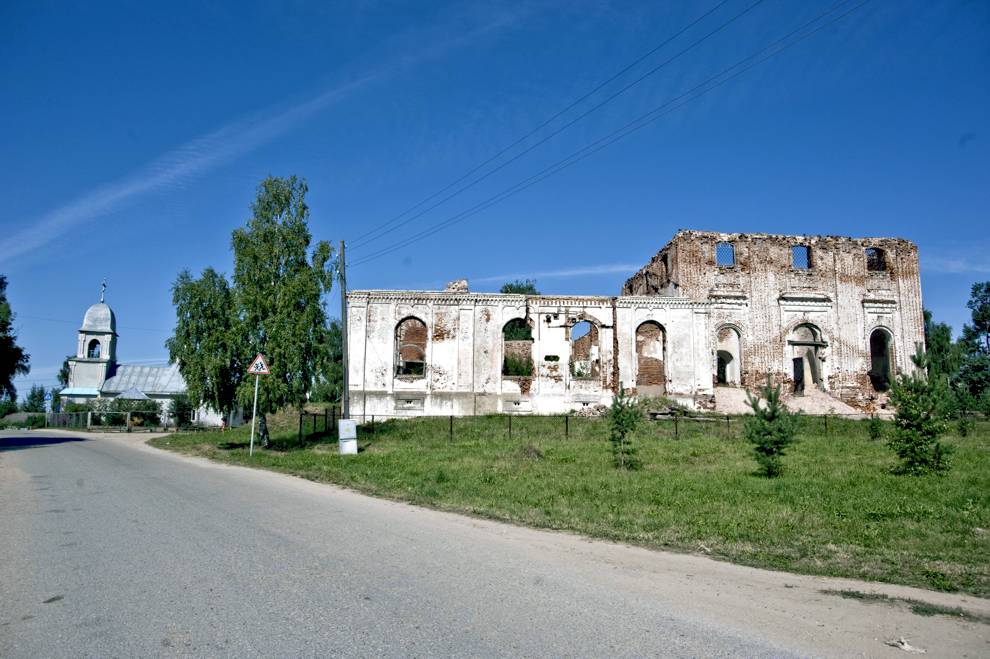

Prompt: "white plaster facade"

[347,291,713,418]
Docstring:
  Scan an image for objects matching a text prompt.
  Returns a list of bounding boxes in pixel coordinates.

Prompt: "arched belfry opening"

[87,339,101,359]
[715,326,741,385]
[788,323,825,394]
[635,321,666,395]
[868,328,893,392]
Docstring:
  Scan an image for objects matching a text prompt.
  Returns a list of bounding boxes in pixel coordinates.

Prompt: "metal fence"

[295,407,981,445]
[43,411,166,431]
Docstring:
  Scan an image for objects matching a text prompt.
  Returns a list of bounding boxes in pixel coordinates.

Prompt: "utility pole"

[339,240,350,420]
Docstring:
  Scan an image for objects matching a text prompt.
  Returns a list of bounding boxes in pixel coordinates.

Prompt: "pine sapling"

[608,386,641,469]
[888,345,953,475]
[744,377,798,477]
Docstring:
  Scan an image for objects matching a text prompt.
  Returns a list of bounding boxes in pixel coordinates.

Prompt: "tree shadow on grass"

[218,441,250,450]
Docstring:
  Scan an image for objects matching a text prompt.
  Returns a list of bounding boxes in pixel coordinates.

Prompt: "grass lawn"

[149,413,990,597]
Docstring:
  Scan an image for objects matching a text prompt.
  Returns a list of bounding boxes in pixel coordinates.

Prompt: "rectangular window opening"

[866,247,887,272]
[716,241,735,267]
[792,245,811,270]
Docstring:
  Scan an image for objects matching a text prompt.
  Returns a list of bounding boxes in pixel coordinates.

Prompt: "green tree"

[953,282,990,403]
[744,378,799,477]
[57,358,70,387]
[607,386,641,469]
[500,279,540,295]
[310,319,344,404]
[0,275,30,401]
[963,282,990,354]
[231,176,335,439]
[923,309,962,379]
[22,384,45,412]
[168,393,195,427]
[166,267,241,420]
[888,345,952,475]
[0,395,16,418]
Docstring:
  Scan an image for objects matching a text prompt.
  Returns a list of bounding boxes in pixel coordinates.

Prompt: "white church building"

[58,291,227,426]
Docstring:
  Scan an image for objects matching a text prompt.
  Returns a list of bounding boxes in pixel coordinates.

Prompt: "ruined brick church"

[346,231,924,417]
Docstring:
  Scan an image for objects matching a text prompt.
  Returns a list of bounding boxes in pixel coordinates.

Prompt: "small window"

[865,247,886,272]
[87,339,101,359]
[716,242,735,267]
[792,245,811,270]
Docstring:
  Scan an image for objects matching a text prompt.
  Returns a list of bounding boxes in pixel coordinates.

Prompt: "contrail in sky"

[0,75,379,264]
[0,8,527,264]
[923,254,990,275]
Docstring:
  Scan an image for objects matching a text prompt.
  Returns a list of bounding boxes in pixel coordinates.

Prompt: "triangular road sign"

[249,353,270,375]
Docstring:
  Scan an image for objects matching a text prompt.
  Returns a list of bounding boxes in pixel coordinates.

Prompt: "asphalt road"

[1,431,986,658]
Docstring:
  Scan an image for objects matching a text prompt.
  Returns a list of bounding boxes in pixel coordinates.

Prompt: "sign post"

[248,354,270,456]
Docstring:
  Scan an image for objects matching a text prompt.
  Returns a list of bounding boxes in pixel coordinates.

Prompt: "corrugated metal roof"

[59,387,101,396]
[101,363,186,396]
[115,387,150,400]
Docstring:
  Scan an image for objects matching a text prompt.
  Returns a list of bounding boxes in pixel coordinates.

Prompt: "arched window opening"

[635,321,666,394]
[869,329,892,392]
[865,247,886,272]
[395,317,427,377]
[788,323,825,394]
[716,326,741,385]
[87,339,101,359]
[502,318,533,376]
[570,320,600,380]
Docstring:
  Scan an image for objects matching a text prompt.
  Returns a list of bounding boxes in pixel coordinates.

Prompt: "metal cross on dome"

[100,280,107,303]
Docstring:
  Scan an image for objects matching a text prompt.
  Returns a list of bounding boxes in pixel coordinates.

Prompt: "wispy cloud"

[0,76,380,264]
[0,6,530,265]
[923,254,990,275]
[472,263,641,284]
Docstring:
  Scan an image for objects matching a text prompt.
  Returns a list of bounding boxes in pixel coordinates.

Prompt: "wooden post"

[824,415,829,433]
[508,414,512,440]
[565,414,569,439]
[298,412,303,445]
[449,415,453,443]
[371,415,375,434]
[324,408,328,434]
[674,415,679,438]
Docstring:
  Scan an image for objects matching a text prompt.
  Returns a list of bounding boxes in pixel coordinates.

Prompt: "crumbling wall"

[623,230,924,408]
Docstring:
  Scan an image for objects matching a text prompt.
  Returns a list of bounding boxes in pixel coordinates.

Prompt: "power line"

[17,314,164,333]
[350,0,870,268]
[348,0,762,250]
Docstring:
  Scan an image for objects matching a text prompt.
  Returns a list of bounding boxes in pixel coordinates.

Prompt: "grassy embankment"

[150,411,990,597]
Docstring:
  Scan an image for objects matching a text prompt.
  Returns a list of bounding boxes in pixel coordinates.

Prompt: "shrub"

[868,416,885,441]
[887,345,953,475]
[502,355,534,377]
[607,386,641,469]
[744,377,799,477]
[957,415,974,438]
[168,394,195,428]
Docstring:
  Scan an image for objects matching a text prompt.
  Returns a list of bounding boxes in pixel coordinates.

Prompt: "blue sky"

[2,0,988,396]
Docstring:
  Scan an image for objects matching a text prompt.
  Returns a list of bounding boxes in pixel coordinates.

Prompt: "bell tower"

[65,282,118,394]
